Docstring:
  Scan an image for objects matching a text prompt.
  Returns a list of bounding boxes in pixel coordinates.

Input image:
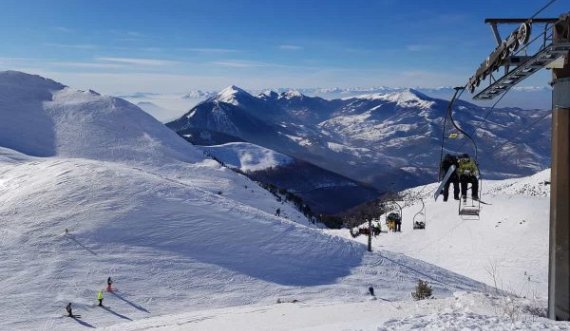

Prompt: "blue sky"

[0,0,565,94]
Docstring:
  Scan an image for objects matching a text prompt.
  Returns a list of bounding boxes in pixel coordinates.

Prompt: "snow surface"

[343,89,435,110]
[216,85,248,106]
[95,169,562,331]
[1,71,564,330]
[333,169,552,299]
[199,142,293,172]
[99,292,569,331]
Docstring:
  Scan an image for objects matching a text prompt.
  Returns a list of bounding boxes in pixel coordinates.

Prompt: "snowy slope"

[0,151,489,330]
[99,291,569,331]
[200,142,293,172]
[0,71,492,330]
[93,167,563,331]
[333,169,552,299]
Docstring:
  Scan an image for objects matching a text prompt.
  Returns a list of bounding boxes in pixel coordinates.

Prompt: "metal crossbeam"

[474,42,570,100]
[485,18,558,24]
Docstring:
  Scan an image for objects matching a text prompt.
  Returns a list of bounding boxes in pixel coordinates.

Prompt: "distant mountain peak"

[220,84,247,95]
[397,88,431,100]
[215,85,253,105]
[348,88,435,109]
[280,89,304,99]
[259,90,279,100]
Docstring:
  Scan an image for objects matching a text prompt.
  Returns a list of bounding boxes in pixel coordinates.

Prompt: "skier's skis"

[434,165,456,201]
[68,314,82,318]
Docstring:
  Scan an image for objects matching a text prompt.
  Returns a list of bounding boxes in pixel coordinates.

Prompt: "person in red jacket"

[107,277,113,292]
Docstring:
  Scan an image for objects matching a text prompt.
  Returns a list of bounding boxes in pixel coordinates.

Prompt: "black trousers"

[460,175,479,199]
[443,174,459,201]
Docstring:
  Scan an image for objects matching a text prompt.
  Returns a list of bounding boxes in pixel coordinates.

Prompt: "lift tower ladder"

[474,41,570,100]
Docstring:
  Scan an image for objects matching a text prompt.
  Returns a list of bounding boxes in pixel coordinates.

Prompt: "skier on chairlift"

[457,153,479,202]
[439,153,459,201]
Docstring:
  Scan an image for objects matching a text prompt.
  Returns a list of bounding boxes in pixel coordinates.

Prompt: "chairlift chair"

[381,200,403,232]
[458,182,481,219]
[413,198,426,230]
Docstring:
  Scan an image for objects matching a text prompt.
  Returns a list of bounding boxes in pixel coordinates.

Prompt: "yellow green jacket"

[97,291,103,300]
[457,158,478,177]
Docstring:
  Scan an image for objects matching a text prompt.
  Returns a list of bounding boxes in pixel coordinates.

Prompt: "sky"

[0,0,566,95]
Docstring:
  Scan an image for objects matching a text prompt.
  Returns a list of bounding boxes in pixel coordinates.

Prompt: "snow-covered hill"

[0,71,492,330]
[333,169,552,299]
[93,170,561,330]
[167,85,551,194]
[199,142,380,214]
[200,142,293,172]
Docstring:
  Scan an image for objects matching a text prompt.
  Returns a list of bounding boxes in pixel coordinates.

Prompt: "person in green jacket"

[457,154,479,201]
[97,290,104,307]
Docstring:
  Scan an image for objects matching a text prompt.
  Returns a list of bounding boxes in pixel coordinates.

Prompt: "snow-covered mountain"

[167,85,551,193]
[199,142,380,214]
[261,86,552,110]
[1,71,500,330]
[121,85,550,124]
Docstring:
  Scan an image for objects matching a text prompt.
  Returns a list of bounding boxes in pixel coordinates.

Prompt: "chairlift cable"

[456,86,511,152]
[529,0,559,20]
[438,85,468,179]
[513,24,553,57]
[438,106,449,181]
[447,87,479,162]
[489,111,552,152]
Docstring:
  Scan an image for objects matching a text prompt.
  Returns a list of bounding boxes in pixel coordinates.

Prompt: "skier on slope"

[66,302,73,317]
[457,153,479,202]
[439,153,460,201]
[97,290,104,307]
[107,277,113,292]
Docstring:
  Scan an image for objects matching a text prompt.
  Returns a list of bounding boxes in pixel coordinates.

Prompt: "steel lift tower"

[467,13,570,320]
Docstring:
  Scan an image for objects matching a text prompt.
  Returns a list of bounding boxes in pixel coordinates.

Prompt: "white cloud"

[181,48,240,53]
[52,62,126,69]
[279,45,303,50]
[210,60,268,68]
[53,26,73,33]
[406,44,437,52]
[44,43,99,50]
[96,57,178,66]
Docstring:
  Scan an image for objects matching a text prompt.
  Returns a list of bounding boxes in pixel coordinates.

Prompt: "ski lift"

[457,155,482,219]
[438,87,484,217]
[413,198,426,230]
[381,200,402,232]
[458,195,481,219]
